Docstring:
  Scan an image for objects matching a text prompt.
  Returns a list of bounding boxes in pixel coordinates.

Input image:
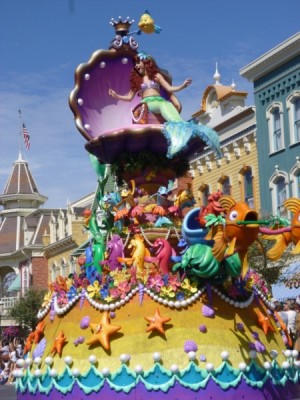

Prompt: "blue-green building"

[240,32,300,216]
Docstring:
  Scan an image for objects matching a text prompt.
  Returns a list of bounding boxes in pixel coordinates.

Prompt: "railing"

[0,297,19,315]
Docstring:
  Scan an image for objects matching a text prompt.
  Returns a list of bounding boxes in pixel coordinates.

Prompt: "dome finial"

[231,79,236,91]
[214,62,221,85]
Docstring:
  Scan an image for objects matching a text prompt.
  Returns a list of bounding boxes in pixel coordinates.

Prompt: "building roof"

[0,155,58,256]
[240,31,300,82]
[0,153,48,208]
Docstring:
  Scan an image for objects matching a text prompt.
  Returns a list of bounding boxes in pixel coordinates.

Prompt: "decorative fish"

[137,10,162,35]
[211,195,259,278]
[261,197,300,260]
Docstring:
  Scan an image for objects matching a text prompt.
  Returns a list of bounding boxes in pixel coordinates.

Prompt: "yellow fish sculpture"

[261,197,300,260]
[138,10,162,34]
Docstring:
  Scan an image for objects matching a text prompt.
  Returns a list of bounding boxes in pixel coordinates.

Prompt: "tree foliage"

[9,289,46,335]
[247,239,298,291]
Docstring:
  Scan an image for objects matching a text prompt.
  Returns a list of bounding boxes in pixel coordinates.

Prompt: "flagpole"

[18,109,23,159]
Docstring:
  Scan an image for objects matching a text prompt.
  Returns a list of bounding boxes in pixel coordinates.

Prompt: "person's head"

[129,52,159,92]
[274,301,283,311]
[283,300,295,310]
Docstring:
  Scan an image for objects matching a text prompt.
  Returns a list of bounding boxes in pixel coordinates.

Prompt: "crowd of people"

[0,338,23,385]
[274,299,300,352]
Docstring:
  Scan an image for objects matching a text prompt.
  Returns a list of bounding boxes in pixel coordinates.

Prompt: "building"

[189,66,260,211]
[43,193,93,282]
[0,154,56,327]
[240,32,300,216]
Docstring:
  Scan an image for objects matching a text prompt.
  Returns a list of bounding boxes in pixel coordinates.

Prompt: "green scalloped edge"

[76,365,105,394]
[211,361,241,390]
[15,361,300,395]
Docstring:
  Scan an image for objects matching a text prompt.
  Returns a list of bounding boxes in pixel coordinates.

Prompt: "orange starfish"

[254,309,275,335]
[33,320,46,344]
[23,332,35,355]
[86,311,121,351]
[145,308,171,335]
[50,331,67,356]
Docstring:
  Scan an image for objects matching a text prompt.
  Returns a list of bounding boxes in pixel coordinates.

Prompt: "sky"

[0,0,299,209]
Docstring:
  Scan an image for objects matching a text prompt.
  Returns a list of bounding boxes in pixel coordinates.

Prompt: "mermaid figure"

[108,52,222,159]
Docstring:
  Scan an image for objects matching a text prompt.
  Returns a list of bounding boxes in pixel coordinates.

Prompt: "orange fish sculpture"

[210,195,259,278]
[260,197,300,260]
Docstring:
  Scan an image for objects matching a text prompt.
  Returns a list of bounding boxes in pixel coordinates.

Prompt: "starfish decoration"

[254,309,275,335]
[50,331,67,356]
[33,320,46,344]
[86,311,121,351]
[145,308,171,335]
[23,332,35,355]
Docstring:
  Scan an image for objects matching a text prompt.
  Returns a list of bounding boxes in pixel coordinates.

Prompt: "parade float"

[15,12,300,400]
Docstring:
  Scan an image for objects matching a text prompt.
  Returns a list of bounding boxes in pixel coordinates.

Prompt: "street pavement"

[0,384,17,400]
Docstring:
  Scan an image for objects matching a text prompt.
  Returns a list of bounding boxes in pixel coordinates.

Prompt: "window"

[199,184,210,206]
[290,161,300,198]
[296,173,300,198]
[276,177,287,216]
[270,171,289,217]
[218,175,231,195]
[273,109,282,151]
[22,266,29,295]
[61,258,68,278]
[51,262,59,281]
[286,91,300,145]
[239,166,254,208]
[266,103,284,153]
[294,98,300,143]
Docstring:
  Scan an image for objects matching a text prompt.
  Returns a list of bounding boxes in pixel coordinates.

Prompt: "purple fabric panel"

[17,379,300,400]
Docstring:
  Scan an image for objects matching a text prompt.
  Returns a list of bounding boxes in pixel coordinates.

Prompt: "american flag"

[22,123,30,150]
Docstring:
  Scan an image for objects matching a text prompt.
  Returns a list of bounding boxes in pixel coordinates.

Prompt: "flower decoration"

[67,286,78,302]
[117,281,131,299]
[181,278,198,293]
[57,291,68,307]
[56,275,68,292]
[42,291,53,308]
[87,280,101,299]
[148,275,164,292]
[160,286,176,299]
[167,274,181,291]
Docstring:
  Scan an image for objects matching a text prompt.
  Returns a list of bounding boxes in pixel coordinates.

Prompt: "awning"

[7,274,21,292]
[271,261,300,301]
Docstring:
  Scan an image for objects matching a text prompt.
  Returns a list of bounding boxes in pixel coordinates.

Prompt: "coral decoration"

[86,312,121,351]
[197,190,225,226]
[254,309,275,335]
[144,308,171,335]
[50,331,67,357]
[33,320,46,344]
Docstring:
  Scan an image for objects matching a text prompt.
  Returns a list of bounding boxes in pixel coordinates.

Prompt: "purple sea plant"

[199,325,207,333]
